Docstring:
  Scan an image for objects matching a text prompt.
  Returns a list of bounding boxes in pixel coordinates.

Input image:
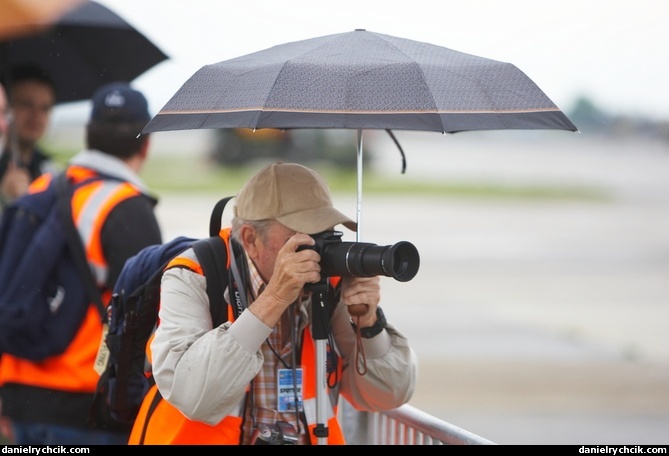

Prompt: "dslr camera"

[251,421,298,445]
[300,230,420,282]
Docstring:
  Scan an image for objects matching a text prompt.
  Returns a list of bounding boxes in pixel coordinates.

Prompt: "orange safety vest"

[129,229,347,445]
[0,167,143,393]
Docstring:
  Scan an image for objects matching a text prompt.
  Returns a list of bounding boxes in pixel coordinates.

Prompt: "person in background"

[0,82,8,139]
[0,82,162,445]
[129,161,418,445]
[0,82,14,444]
[0,65,59,213]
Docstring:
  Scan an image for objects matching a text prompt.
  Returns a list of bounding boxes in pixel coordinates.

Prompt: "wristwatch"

[351,307,387,339]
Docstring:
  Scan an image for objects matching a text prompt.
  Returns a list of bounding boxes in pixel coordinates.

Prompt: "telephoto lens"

[302,231,420,282]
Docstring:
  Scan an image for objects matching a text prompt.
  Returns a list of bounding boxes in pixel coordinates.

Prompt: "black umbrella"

[0,0,168,104]
[143,29,575,134]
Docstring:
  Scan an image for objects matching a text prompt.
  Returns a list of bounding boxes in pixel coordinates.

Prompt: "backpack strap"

[209,196,234,237]
[192,236,229,327]
[197,195,234,325]
[55,172,106,323]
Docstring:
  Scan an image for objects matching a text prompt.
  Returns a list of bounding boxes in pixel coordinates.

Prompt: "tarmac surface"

[154,132,669,445]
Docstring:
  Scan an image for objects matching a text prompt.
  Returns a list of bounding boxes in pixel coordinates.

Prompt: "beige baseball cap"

[234,162,357,234]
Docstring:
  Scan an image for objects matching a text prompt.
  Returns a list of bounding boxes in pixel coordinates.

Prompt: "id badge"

[277,368,303,412]
[93,323,110,376]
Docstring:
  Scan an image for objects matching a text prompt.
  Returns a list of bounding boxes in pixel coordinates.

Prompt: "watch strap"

[351,306,387,339]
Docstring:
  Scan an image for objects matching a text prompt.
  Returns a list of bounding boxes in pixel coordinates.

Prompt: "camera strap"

[228,238,249,316]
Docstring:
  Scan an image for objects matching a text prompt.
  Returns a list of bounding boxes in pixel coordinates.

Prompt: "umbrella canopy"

[0,0,168,104]
[142,29,576,134]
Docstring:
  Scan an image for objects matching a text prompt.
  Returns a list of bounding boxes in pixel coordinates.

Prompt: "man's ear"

[240,225,258,259]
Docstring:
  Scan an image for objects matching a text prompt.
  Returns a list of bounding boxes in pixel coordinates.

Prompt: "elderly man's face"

[252,220,297,283]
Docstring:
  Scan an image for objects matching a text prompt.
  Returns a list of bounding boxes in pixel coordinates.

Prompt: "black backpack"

[89,197,233,432]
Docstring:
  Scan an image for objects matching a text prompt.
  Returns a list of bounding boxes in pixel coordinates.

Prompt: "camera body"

[251,421,298,445]
[301,230,420,282]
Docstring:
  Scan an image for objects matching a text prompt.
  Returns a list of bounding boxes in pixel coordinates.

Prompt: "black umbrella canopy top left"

[0,1,168,104]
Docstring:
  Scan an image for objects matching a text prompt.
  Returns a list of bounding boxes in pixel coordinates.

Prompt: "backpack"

[89,197,233,432]
[0,172,107,361]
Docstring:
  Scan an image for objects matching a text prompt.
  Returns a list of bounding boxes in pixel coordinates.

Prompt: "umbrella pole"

[356,129,363,241]
[312,130,364,445]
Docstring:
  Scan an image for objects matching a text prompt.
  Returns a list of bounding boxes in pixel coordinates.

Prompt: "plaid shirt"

[240,255,310,445]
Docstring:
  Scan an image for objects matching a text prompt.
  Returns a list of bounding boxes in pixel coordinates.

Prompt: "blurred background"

[7,0,669,445]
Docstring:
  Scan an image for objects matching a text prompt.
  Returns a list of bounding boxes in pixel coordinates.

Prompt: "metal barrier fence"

[340,401,496,445]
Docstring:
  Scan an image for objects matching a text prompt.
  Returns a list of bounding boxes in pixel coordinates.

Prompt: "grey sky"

[58,0,668,122]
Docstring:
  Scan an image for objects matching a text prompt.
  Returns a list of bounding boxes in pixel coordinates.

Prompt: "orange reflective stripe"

[218,228,232,269]
[70,179,100,217]
[218,228,235,324]
[66,165,97,182]
[83,183,141,268]
[302,327,316,399]
[166,256,203,275]
[66,174,143,281]
[27,173,52,193]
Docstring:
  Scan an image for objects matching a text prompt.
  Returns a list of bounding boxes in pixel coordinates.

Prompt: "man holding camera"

[129,161,418,445]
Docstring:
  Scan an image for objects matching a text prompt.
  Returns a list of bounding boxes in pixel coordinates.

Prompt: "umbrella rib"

[370,32,444,130]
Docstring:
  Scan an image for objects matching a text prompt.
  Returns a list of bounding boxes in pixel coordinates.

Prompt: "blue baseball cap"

[90,82,150,124]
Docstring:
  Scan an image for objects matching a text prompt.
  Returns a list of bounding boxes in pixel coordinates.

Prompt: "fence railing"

[340,401,496,445]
